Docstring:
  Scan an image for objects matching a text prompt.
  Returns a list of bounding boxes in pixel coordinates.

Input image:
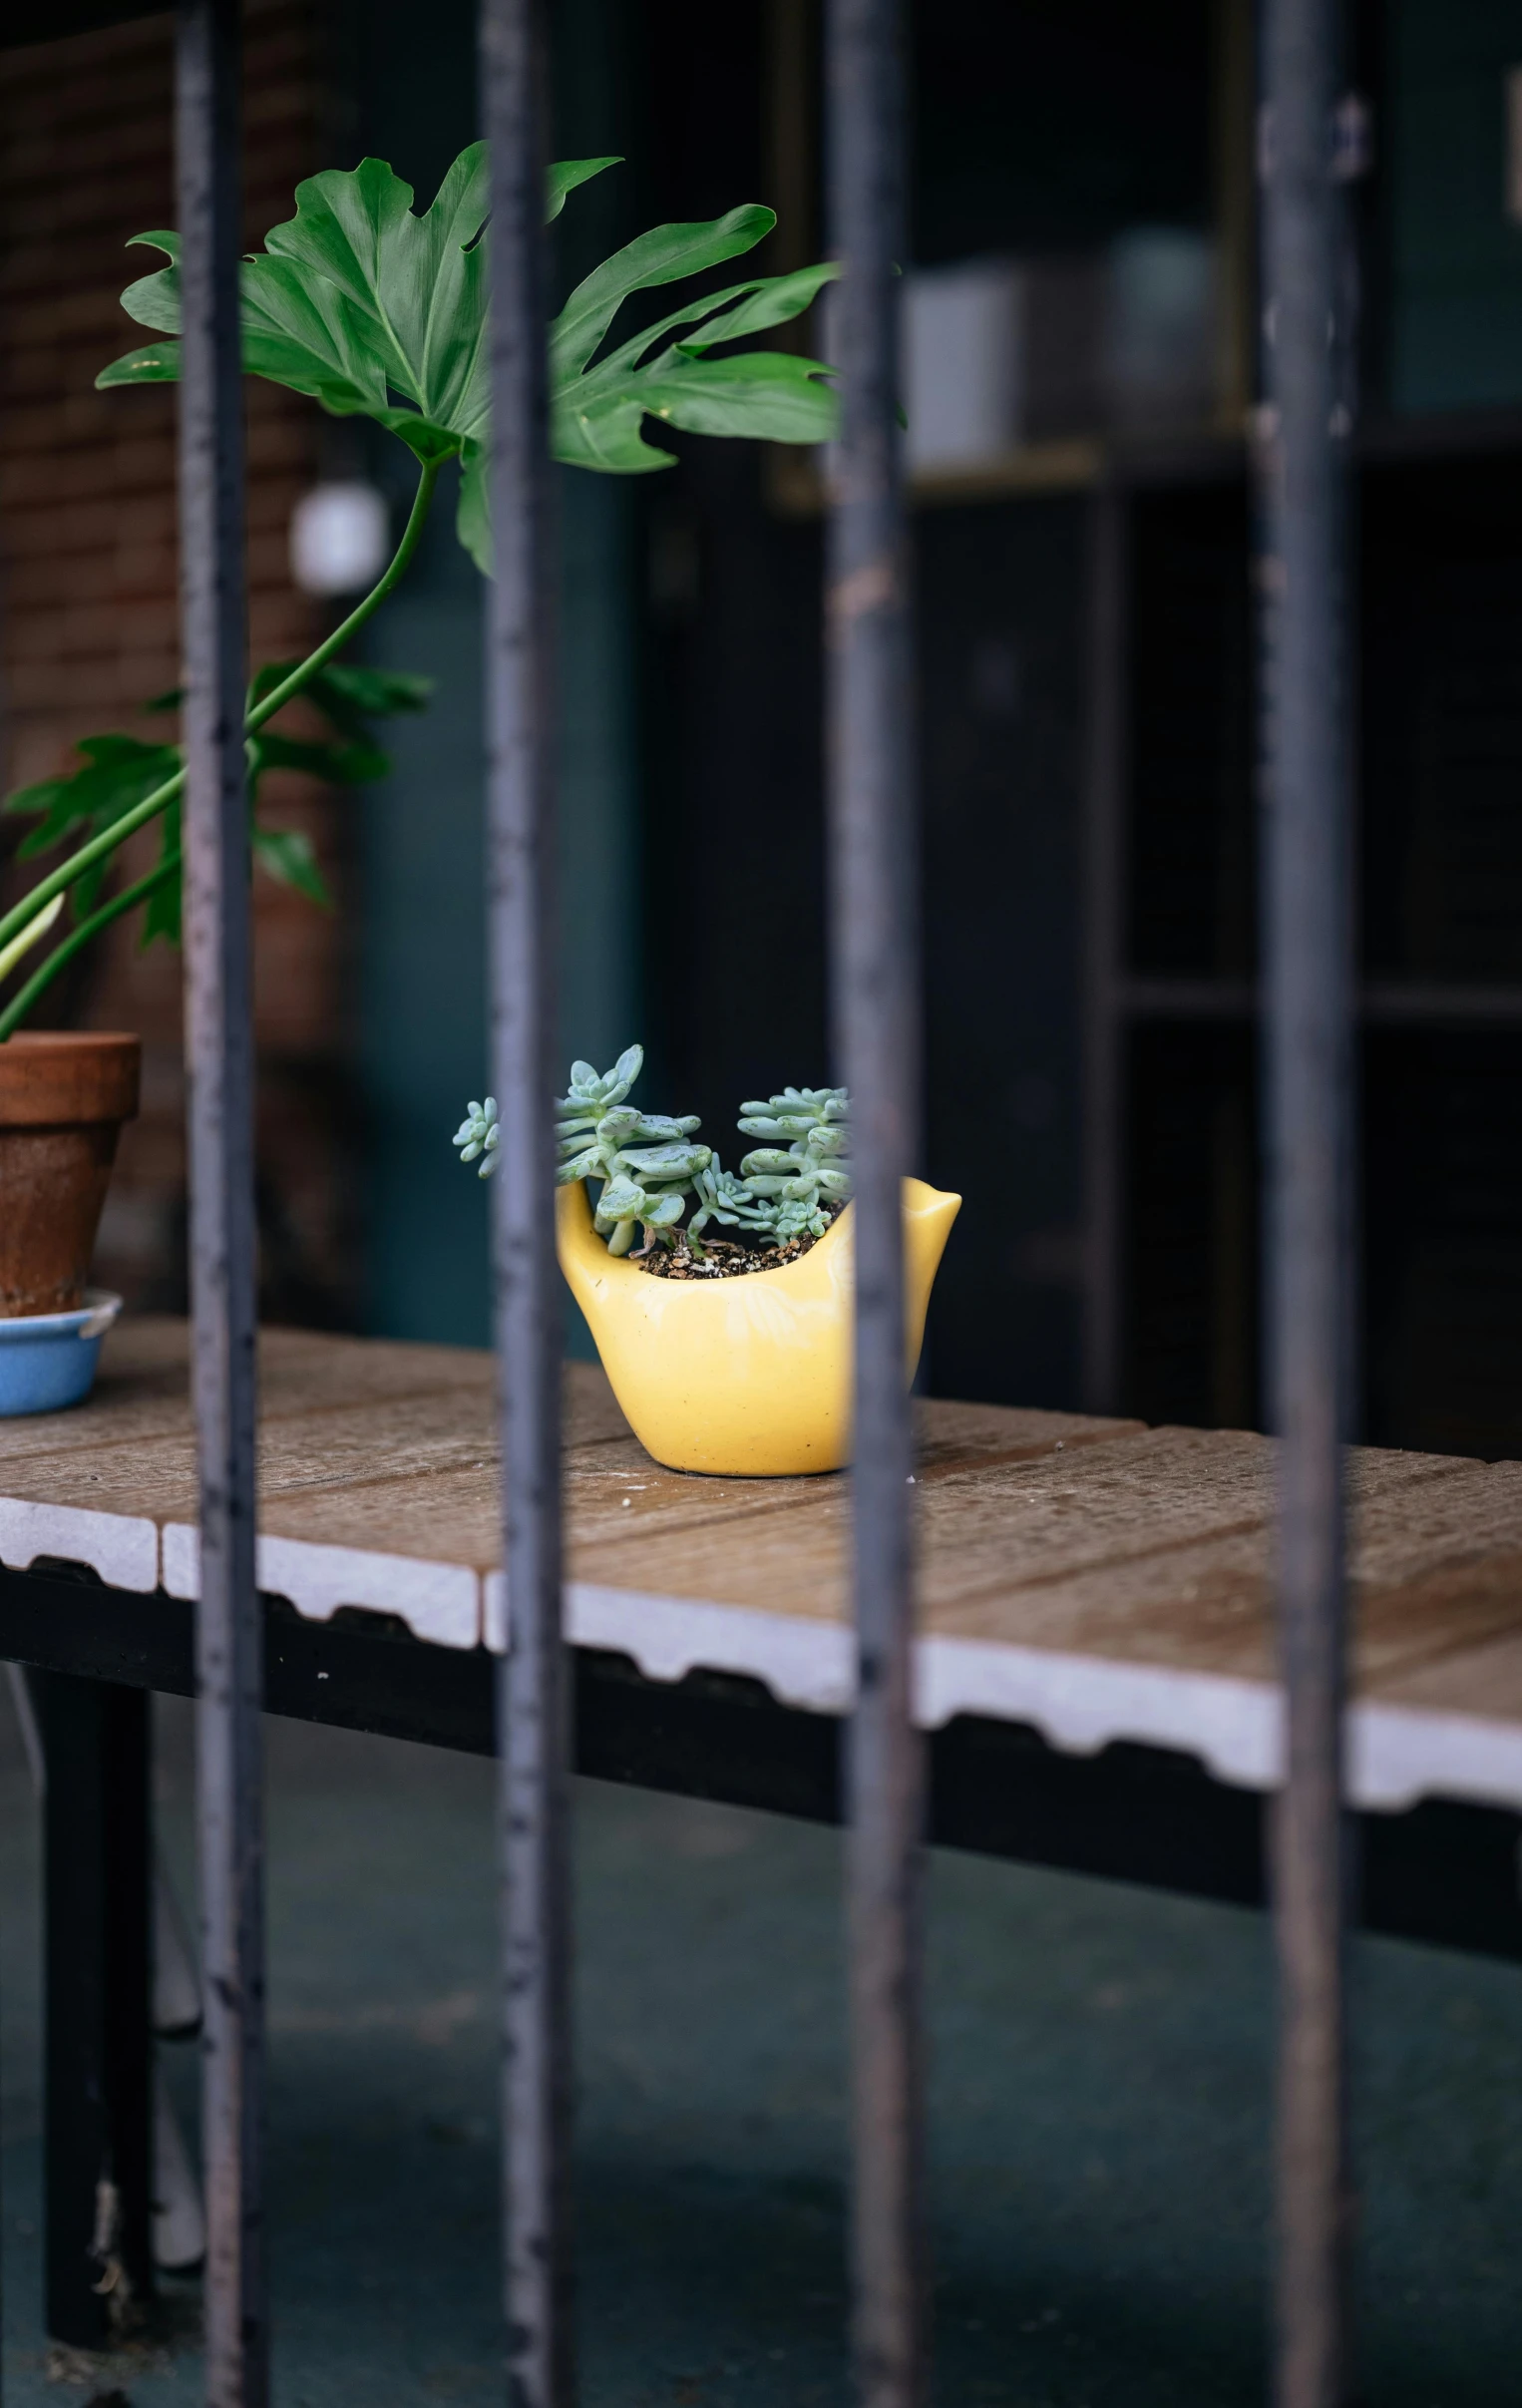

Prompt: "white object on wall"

[289,480,391,598]
[901,259,1024,472]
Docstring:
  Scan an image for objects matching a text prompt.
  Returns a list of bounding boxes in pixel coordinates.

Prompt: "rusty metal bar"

[480,3,571,2404]
[176,2,265,2404]
[825,3,924,2404]
[1258,0,1354,2402]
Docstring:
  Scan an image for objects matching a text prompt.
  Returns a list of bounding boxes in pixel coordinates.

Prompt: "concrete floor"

[2,1688,1519,2406]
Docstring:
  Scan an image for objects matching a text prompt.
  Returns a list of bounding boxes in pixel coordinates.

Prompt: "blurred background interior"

[5,0,1522,1449]
[6,8,1522,2405]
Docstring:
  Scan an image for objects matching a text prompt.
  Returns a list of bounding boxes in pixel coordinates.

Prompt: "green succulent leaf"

[642,1192,686,1229]
[99,150,839,576]
[624,1112,701,1142]
[453,1098,500,1177]
[560,1047,642,1113]
[616,1139,710,1181]
[557,1144,603,1186]
[595,1174,646,1222]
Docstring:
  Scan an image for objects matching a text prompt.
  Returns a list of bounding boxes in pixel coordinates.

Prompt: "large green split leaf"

[98,148,840,574]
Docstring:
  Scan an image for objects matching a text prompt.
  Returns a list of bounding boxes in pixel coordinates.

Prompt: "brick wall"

[0,2,362,1325]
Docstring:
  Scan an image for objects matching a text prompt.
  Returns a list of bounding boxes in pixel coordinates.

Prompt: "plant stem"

[0,767,187,964]
[0,458,441,987]
[244,458,440,734]
[0,852,180,1041]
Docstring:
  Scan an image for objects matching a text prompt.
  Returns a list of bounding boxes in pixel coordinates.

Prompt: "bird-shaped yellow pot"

[556,1176,960,1476]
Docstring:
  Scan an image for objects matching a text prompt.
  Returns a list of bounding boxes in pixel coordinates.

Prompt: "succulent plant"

[453,1096,500,1177]
[686,1157,785,1252]
[453,1048,853,1262]
[555,1045,710,1255]
[736,1086,853,1241]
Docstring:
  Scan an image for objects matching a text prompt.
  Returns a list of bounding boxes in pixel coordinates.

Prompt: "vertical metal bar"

[825,4,924,2405]
[1081,479,1129,1417]
[481,4,570,2404]
[176,4,264,2403]
[1259,0,1353,2403]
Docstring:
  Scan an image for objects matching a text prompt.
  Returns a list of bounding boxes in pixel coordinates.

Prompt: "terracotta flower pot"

[0,1032,141,1319]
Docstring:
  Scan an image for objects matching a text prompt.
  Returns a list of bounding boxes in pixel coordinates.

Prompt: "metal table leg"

[32,1671,154,2346]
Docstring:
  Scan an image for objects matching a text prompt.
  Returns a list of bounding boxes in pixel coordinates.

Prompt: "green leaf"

[616,1140,711,1181]
[583,259,837,381]
[140,879,181,948]
[547,156,622,222]
[98,338,182,386]
[248,659,432,737]
[252,825,331,908]
[140,800,183,949]
[551,206,778,380]
[635,349,838,445]
[97,153,618,443]
[496,219,839,550]
[98,147,840,575]
[107,229,392,419]
[0,641,429,970]
[595,1174,646,1222]
[3,734,182,915]
[455,444,494,573]
[307,661,433,720]
[250,731,392,785]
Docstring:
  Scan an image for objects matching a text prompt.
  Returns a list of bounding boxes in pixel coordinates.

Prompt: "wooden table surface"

[4,1318,1522,1815]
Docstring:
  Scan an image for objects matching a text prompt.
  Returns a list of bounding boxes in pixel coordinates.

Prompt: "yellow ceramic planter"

[557,1175,960,1476]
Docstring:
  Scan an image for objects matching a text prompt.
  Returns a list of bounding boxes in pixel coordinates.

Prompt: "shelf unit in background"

[1083,418,1522,1457]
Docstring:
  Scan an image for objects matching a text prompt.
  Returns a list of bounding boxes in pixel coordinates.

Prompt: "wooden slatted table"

[7,1316,1522,2343]
[5,1315,1522,1817]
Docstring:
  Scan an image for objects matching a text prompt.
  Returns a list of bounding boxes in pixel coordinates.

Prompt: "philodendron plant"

[454,1045,854,1263]
[0,663,431,1011]
[0,150,839,1038]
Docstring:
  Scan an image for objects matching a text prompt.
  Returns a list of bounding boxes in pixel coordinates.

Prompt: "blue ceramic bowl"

[0,1291,122,1418]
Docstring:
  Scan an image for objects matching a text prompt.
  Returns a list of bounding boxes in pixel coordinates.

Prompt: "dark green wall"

[1388,0,1522,412]
[350,0,642,1344]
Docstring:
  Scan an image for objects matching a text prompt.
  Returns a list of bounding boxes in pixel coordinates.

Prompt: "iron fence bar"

[1259,0,1353,2403]
[176,3,265,2404]
[1080,479,1128,1417]
[481,4,571,2404]
[825,3,924,2404]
